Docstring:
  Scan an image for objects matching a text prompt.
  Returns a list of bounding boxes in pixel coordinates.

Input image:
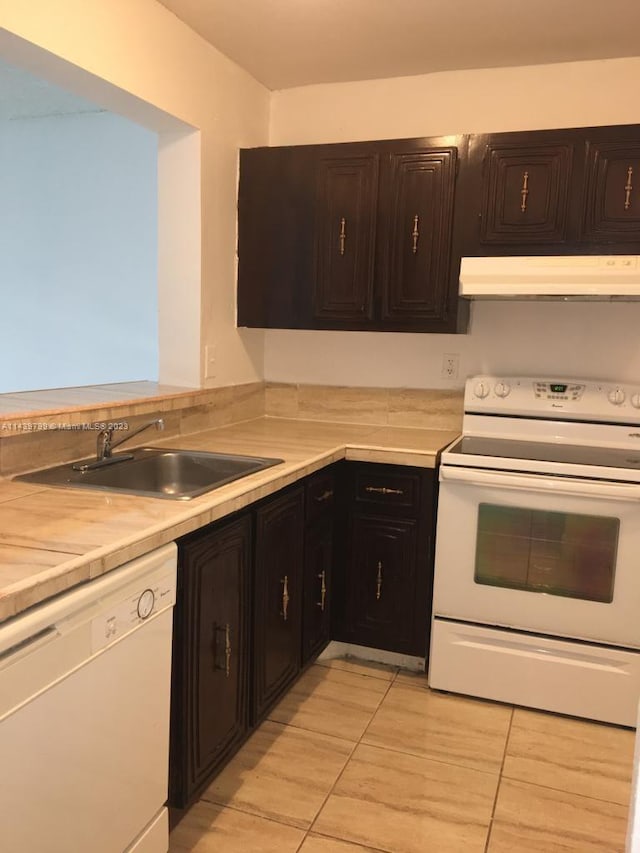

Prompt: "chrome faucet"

[97,418,165,461]
[73,418,165,472]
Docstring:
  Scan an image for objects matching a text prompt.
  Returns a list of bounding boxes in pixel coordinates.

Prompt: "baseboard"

[317,640,425,672]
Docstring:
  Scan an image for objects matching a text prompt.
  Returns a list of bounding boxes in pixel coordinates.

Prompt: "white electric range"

[429,375,640,726]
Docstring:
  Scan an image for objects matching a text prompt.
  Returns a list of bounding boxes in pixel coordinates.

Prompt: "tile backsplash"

[265,383,463,430]
[0,381,462,476]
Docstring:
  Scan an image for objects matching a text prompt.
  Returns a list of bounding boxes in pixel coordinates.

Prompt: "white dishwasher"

[0,542,177,853]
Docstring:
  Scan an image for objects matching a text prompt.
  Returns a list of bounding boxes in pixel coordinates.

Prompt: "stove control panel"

[534,382,585,402]
[466,376,640,423]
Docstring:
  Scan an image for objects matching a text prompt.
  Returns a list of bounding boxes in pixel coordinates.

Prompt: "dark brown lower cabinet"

[302,517,333,664]
[169,512,251,811]
[302,467,337,665]
[347,514,418,652]
[169,461,436,820]
[252,486,305,723]
[335,462,436,658]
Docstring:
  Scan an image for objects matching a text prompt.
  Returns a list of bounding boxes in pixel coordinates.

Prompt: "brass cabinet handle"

[339,217,346,255]
[281,575,290,621]
[365,485,404,496]
[625,166,634,211]
[411,214,420,254]
[315,489,334,503]
[224,623,231,678]
[317,570,327,611]
[213,623,231,676]
[376,561,383,601]
[520,171,529,213]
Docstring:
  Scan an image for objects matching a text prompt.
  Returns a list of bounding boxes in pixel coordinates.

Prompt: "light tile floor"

[169,658,636,853]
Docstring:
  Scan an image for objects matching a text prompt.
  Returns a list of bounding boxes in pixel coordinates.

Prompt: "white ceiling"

[0,60,102,120]
[158,0,640,90]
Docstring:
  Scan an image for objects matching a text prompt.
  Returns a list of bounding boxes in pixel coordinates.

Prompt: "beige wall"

[0,0,270,388]
[266,57,640,389]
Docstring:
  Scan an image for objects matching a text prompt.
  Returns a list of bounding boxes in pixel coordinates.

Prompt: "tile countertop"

[0,417,458,625]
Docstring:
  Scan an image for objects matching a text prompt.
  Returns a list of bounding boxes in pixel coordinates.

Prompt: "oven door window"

[474,504,619,603]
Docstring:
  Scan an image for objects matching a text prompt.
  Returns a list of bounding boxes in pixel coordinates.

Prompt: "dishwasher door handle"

[0,626,59,668]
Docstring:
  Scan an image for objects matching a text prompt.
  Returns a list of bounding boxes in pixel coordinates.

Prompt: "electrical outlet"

[441,353,459,379]
[204,344,216,380]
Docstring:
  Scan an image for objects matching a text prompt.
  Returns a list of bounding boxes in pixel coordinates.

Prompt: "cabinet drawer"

[306,470,336,523]
[353,467,420,514]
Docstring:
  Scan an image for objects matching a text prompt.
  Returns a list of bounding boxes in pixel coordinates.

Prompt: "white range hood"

[459,255,640,300]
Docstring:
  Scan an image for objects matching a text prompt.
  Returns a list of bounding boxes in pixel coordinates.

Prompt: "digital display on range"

[550,384,568,393]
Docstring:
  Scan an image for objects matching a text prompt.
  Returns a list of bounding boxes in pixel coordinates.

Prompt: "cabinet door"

[379,148,457,324]
[346,514,418,654]
[313,153,378,325]
[302,517,333,666]
[170,514,251,809]
[582,139,640,242]
[479,140,573,245]
[238,146,316,328]
[253,487,304,722]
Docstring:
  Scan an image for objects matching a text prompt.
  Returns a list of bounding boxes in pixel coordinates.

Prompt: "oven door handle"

[440,466,640,501]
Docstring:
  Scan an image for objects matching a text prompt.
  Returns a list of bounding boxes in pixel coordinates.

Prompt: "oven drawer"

[429,618,640,727]
[353,465,420,515]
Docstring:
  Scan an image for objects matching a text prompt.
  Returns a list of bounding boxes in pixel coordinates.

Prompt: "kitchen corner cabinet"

[169,512,251,810]
[302,468,337,665]
[462,123,640,255]
[238,136,468,334]
[334,463,437,658]
[252,486,305,723]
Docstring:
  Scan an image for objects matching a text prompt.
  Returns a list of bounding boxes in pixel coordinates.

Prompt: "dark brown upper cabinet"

[581,133,640,243]
[461,129,579,254]
[238,136,467,334]
[314,154,378,323]
[479,141,573,244]
[461,123,640,256]
[378,148,458,325]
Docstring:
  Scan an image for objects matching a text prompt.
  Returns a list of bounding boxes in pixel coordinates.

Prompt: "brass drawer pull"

[281,575,290,621]
[365,486,404,496]
[520,171,529,213]
[317,570,327,611]
[315,489,334,503]
[412,214,420,254]
[339,217,346,255]
[376,561,383,600]
[224,623,231,678]
[625,166,634,211]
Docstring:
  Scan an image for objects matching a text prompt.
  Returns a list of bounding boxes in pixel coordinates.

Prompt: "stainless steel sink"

[15,448,284,500]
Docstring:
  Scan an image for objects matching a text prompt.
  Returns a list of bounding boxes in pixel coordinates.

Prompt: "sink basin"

[15,448,284,500]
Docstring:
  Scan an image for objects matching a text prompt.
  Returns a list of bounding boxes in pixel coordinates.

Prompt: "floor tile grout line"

[356,738,506,780]
[307,827,391,853]
[306,667,397,841]
[264,715,364,745]
[316,658,400,683]
[195,797,311,834]
[498,772,633,808]
[484,705,514,853]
